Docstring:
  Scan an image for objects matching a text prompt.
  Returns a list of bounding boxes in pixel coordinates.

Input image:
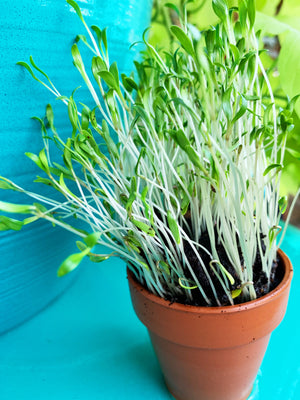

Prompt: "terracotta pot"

[128,249,293,400]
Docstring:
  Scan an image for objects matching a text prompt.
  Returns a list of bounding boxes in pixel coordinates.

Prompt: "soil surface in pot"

[174,228,285,306]
[134,212,285,307]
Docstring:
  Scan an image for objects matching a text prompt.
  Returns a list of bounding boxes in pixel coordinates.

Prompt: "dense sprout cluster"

[0,0,297,305]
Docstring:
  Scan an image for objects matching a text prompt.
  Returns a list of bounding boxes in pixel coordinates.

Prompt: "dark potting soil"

[163,228,285,307]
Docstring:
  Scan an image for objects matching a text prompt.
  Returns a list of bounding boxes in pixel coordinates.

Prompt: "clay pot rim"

[127,248,293,315]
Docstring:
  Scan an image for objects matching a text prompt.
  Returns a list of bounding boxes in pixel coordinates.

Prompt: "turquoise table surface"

[0,225,299,400]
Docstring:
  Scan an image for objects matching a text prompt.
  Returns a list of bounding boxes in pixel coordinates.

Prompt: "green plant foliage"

[151,0,300,197]
[1,0,299,306]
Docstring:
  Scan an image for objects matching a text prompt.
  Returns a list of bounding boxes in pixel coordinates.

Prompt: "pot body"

[128,249,293,400]
[0,0,152,334]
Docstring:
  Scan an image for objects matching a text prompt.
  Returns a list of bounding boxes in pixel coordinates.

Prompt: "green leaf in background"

[255,11,289,35]
[247,0,256,28]
[279,0,300,16]
[254,10,300,118]
[170,25,195,57]
[286,147,300,159]
[278,31,300,118]
[238,0,248,32]
[263,163,283,176]
[281,163,300,196]
[212,0,229,21]
[255,0,267,11]
[255,0,277,15]
[165,2,180,16]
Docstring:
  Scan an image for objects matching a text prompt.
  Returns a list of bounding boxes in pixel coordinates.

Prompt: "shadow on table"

[90,327,173,398]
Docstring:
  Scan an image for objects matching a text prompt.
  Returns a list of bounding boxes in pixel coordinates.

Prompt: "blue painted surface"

[0,0,152,334]
[0,225,298,399]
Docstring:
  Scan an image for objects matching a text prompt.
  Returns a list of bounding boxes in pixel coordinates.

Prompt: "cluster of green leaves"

[0,0,298,305]
[152,0,300,199]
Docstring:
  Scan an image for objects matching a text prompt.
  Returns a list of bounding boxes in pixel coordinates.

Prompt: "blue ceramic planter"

[0,0,152,335]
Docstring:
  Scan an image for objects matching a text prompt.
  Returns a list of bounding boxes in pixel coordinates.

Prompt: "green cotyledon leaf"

[167,210,180,244]
[131,218,155,237]
[57,248,90,277]
[170,25,195,57]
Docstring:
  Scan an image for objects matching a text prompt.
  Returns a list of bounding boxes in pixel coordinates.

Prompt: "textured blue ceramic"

[0,0,152,334]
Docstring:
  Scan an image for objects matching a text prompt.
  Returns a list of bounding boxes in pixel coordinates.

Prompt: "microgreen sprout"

[1,0,299,306]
